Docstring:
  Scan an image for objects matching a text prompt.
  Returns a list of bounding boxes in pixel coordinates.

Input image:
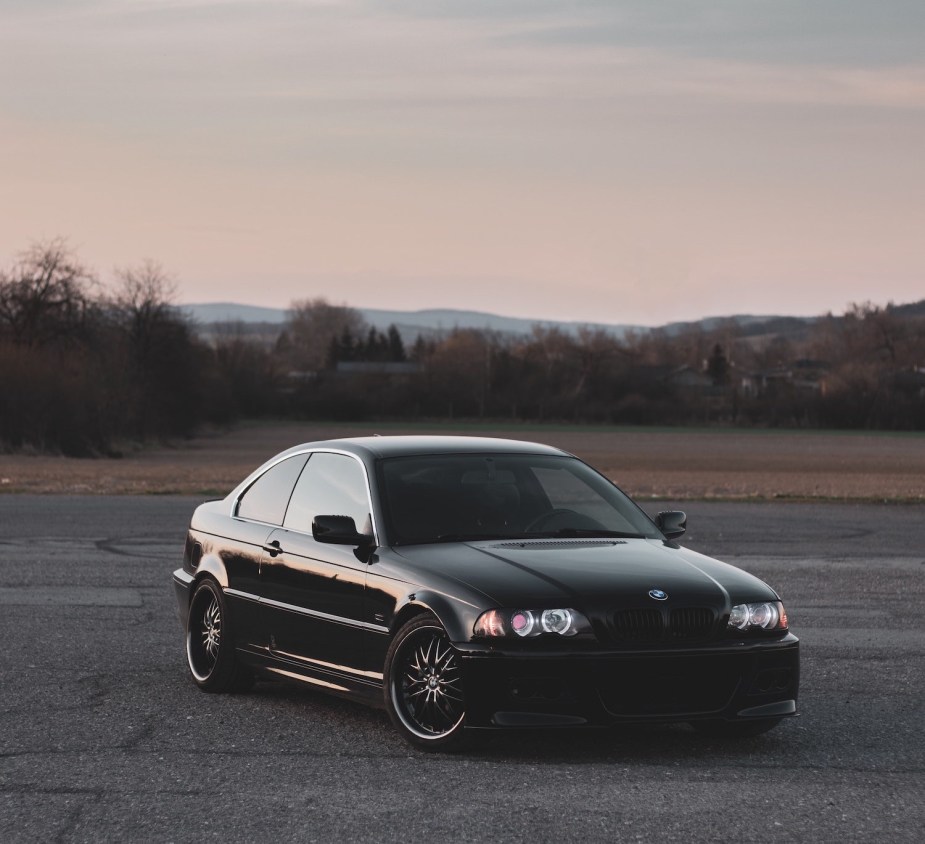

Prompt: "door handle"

[262,540,283,557]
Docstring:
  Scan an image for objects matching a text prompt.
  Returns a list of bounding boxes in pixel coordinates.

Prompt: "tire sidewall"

[186,578,237,692]
[384,616,467,751]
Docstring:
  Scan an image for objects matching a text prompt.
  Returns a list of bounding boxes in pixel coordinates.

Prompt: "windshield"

[378,453,661,545]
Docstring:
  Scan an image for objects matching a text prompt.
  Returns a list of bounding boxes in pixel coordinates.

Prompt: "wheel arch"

[192,553,229,590]
[390,590,474,643]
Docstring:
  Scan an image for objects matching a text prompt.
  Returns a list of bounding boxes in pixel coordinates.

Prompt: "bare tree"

[113,259,177,311]
[109,260,201,438]
[110,260,179,352]
[428,329,496,417]
[111,260,180,376]
[0,238,97,347]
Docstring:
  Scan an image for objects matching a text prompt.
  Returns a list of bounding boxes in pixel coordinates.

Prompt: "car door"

[225,453,309,651]
[259,451,374,677]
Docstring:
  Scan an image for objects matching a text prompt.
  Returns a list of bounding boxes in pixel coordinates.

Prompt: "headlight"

[541,609,574,635]
[728,601,788,632]
[510,611,536,636]
[474,608,589,638]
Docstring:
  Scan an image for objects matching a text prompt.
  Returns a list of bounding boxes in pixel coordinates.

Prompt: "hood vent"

[490,540,627,550]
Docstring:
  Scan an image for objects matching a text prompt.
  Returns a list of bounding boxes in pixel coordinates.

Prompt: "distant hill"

[890,300,925,319]
[658,314,817,338]
[182,303,289,324]
[182,302,802,341]
[181,299,924,344]
[361,308,643,339]
[182,303,643,340]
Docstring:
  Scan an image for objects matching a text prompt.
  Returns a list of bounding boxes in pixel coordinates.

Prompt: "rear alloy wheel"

[691,717,783,738]
[385,616,467,751]
[186,578,253,693]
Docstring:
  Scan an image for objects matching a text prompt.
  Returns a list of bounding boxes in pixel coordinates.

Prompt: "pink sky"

[1,1,923,326]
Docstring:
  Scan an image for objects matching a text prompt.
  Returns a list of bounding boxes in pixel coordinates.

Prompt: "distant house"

[335,361,421,376]
[626,364,723,395]
[892,366,925,399]
[740,359,829,398]
[277,361,422,395]
[277,369,319,395]
[623,364,728,404]
[665,365,716,392]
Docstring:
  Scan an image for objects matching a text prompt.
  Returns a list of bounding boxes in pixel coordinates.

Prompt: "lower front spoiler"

[458,637,800,729]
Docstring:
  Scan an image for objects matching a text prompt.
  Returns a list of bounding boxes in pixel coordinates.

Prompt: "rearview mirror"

[312,515,374,547]
[655,510,687,540]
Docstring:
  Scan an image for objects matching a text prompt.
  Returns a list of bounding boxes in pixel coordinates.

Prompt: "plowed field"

[2,422,922,500]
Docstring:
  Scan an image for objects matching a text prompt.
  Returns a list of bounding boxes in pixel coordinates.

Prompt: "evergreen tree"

[707,343,729,385]
[338,326,356,362]
[387,324,406,362]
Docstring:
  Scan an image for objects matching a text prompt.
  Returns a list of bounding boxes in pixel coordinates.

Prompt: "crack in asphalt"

[2,763,924,781]
[51,796,99,844]
[95,536,180,559]
[115,721,158,751]
[2,497,923,841]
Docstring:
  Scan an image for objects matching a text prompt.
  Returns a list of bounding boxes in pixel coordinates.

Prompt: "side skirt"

[236,645,384,708]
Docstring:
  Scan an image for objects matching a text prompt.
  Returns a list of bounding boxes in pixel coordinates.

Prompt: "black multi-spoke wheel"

[186,578,253,693]
[385,616,467,750]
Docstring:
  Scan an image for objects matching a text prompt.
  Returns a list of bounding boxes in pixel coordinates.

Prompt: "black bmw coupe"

[173,436,799,749]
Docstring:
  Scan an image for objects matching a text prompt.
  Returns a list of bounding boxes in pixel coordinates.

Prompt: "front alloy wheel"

[385,616,467,750]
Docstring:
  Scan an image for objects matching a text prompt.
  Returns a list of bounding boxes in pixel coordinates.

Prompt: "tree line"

[1,240,923,456]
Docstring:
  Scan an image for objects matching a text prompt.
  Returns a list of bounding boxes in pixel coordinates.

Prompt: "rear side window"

[236,455,308,525]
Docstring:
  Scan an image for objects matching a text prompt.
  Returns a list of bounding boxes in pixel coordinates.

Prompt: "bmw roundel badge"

[648,589,668,601]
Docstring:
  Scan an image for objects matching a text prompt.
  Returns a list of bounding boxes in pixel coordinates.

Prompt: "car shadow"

[462,721,794,764]
[250,678,795,764]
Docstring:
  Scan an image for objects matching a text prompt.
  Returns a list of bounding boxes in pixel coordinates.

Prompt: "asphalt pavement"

[0,495,923,842]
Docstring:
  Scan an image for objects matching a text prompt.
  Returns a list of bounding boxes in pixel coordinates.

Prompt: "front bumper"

[457,634,799,728]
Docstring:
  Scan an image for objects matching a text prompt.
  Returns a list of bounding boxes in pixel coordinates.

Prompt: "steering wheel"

[524,509,580,532]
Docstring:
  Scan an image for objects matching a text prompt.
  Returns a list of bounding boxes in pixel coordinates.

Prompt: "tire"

[384,616,468,751]
[691,717,783,738]
[186,578,253,693]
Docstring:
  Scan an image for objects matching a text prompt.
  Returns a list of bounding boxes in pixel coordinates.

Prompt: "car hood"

[392,538,778,610]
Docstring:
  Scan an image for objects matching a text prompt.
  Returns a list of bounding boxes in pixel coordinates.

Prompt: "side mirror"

[655,510,687,540]
[312,515,374,547]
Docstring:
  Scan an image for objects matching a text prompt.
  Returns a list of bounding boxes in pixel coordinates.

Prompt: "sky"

[1,0,923,326]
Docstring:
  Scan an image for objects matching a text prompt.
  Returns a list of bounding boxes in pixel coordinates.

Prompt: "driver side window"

[284,452,372,535]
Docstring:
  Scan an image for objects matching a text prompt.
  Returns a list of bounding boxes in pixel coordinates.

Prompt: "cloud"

[1,0,923,323]
[374,0,925,65]
[645,58,925,110]
[5,0,923,133]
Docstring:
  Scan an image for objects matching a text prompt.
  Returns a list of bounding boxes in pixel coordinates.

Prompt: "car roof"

[279,435,571,460]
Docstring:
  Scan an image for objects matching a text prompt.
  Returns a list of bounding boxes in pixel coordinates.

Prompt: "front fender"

[393,589,482,644]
